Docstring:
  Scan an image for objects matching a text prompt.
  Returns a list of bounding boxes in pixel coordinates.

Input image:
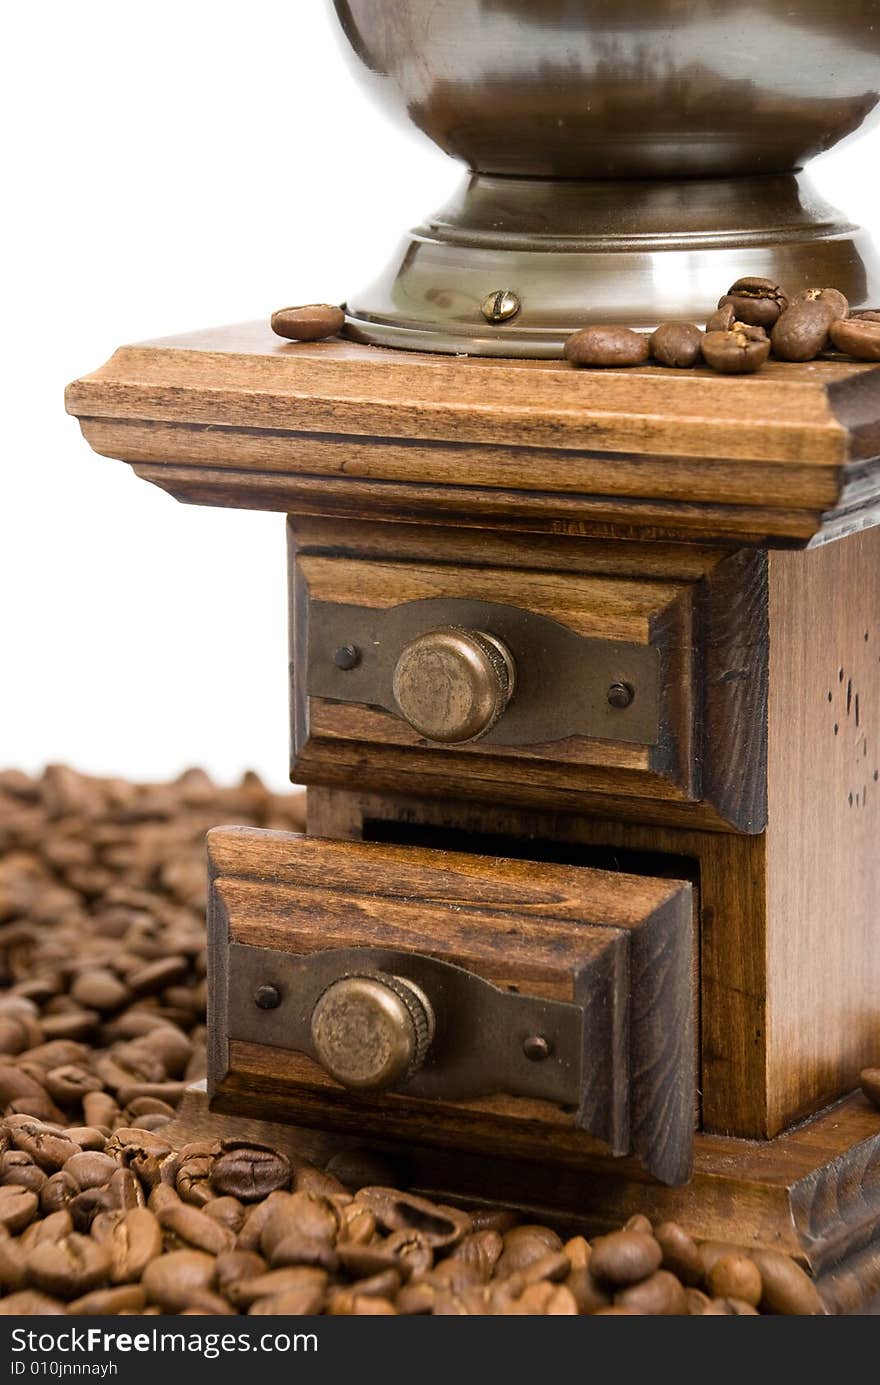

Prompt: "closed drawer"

[292,552,703,816]
[207,828,695,1186]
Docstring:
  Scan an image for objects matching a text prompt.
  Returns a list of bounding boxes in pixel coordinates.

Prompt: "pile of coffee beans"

[564,278,880,375]
[0,766,844,1314]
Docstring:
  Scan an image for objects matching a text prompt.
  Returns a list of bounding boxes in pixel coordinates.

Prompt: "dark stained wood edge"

[205,851,229,1101]
[700,548,769,832]
[627,890,695,1187]
[649,583,697,800]
[792,1114,880,1274]
[576,934,630,1158]
[826,364,880,463]
[125,456,825,548]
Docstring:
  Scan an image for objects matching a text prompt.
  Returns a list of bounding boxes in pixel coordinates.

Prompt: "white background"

[3,2,880,790]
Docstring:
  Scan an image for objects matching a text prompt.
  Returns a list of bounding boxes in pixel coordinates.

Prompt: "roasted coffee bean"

[42,1064,103,1103]
[214,1250,267,1298]
[624,1213,653,1235]
[0,1184,38,1232]
[771,300,834,362]
[27,1232,112,1299]
[65,1150,119,1190]
[295,1164,349,1198]
[356,1188,469,1249]
[40,1170,78,1214]
[616,1269,688,1315]
[0,1290,65,1314]
[564,325,651,368]
[228,1266,327,1310]
[590,1230,662,1286]
[211,1142,291,1200]
[109,1167,144,1211]
[110,1207,163,1284]
[0,1231,27,1290]
[337,1243,400,1279]
[702,325,770,374]
[449,1230,502,1281]
[706,302,737,333]
[650,322,703,368]
[749,1249,825,1315]
[566,1266,611,1313]
[654,1221,702,1286]
[685,1288,712,1315]
[142,1249,217,1312]
[65,1126,108,1151]
[235,1190,292,1252]
[260,1190,338,1256]
[68,1285,147,1315]
[70,1187,119,1231]
[70,969,131,1012]
[704,1296,760,1315]
[830,316,880,361]
[0,1150,46,1192]
[204,1196,245,1234]
[173,1142,217,1205]
[707,1252,763,1306]
[385,1229,434,1280]
[271,305,345,343]
[20,1210,73,1252]
[338,1200,376,1245]
[562,1235,590,1269]
[159,1198,236,1256]
[792,287,849,321]
[718,277,788,328]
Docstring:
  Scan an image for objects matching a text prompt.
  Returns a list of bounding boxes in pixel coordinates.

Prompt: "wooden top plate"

[66,322,880,546]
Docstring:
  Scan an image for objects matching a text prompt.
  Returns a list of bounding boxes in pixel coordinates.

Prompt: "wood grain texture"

[207,827,695,1185]
[764,526,880,1134]
[65,323,880,546]
[172,1083,880,1301]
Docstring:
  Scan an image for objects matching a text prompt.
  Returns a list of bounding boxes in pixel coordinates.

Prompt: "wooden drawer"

[207,828,695,1186]
[290,548,767,831]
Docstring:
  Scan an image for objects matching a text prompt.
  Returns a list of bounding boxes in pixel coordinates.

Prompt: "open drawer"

[207,828,695,1187]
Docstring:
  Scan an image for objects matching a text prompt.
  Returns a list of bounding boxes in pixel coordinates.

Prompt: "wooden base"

[167,1084,880,1314]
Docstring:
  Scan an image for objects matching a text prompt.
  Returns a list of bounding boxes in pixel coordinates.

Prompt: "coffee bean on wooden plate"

[791,287,849,322]
[771,299,834,362]
[564,325,651,368]
[271,305,345,342]
[650,322,703,368]
[706,302,737,333]
[718,277,788,328]
[830,316,880,361]
[702,325,770,375]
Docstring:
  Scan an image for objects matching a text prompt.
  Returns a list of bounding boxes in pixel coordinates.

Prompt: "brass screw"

[607,682,635,710]
[481,289,521,324]
[523,1035,553,1062]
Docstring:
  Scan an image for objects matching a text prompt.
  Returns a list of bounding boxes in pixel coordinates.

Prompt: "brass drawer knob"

[392,626,516,743]
[310,973,435,1092]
